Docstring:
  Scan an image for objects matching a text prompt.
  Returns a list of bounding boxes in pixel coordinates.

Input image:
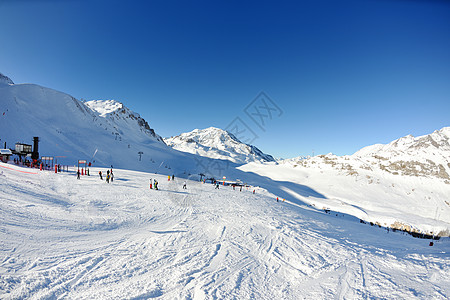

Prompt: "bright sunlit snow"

[1,163,449,299]
[1,74,449,299]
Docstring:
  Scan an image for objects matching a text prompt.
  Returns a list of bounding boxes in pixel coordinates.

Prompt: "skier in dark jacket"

[99,171,103,180]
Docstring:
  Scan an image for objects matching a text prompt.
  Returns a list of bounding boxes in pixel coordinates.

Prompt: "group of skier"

[98,169,114,183]
[150,175,184,191]
[149,178,159,190]
[84,169,257,196]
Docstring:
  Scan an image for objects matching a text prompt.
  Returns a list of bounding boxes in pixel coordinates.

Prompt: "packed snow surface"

[1,162,449,299]
[1,72,449,298]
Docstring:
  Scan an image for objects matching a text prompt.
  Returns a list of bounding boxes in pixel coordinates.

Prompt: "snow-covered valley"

[1,163,449,299]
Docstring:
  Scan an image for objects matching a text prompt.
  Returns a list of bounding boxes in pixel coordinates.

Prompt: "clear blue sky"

[1,0,449,158]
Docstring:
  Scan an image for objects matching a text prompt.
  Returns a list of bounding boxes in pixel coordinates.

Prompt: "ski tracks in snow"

[1,168,449,299]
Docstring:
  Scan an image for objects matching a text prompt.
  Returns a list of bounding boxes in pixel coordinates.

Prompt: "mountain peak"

[190,127,241,143]
[354,126,450,157]
[85,99,164,143]
[165,127,275,164]
[283,126,450,183]
[0,72,14,85]
[85,99,123,117]
[348,127,450,181]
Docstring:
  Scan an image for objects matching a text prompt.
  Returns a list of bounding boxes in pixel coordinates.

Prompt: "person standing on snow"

[77,169,80,179]
[110,170,114,182]
[215,182,219,189]
[99,171,103,180]
[183,181,187,189]
[106,170,110,183]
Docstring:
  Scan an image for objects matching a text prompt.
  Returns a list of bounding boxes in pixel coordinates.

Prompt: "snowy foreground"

[1,163,449,299]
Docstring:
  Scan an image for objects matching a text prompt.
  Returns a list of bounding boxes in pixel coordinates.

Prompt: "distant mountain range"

[2,71,448,183]
[283,127,450,183]
[2,70,449,181]
[0,72,272,174]
[1,71,449,235]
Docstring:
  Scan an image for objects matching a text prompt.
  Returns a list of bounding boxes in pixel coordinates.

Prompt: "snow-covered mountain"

[284,127,450,183]
[353,127,450,181]
[165,127,276,164]
[1,71,449,299]
[1,71,448,237]
[0,72,14,85]
[243,127,450,236]
[0,72,269,176]
[0,73,184,171]
[85,100,165,144]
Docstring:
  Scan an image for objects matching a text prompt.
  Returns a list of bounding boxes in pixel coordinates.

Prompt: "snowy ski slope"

[1,72,449,298]
[1,162,449,299]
